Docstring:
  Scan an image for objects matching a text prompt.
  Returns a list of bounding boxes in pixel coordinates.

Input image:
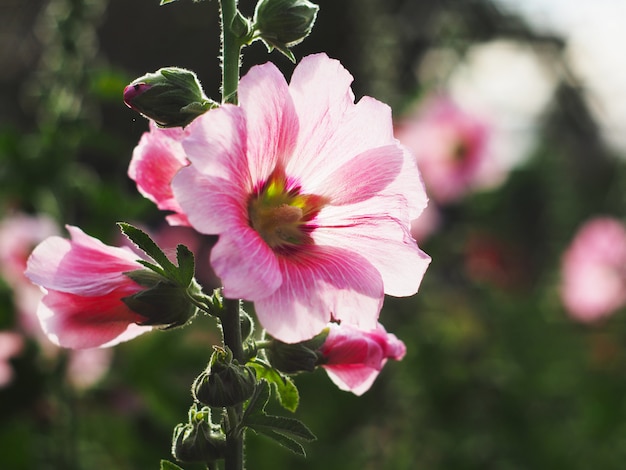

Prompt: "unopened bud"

[171,406,226,463]
[123,67,217,127]
[252,0,319,62]
[193,349,256,408]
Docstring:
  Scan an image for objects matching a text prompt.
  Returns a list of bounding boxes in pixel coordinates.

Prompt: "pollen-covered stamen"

[248,168,327,249]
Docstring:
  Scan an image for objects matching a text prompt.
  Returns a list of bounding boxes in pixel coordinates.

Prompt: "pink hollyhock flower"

[560,217,626,322]
[395,95,496,204]
[128,121,191,226]
[25,225,153,349]
[319,322,406,396]
[170,53,430,343]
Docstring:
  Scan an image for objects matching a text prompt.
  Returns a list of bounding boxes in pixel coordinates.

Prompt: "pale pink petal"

[255,247,384,343]
[67,348,113,389]
[314,199,431,297]
[38,289,151,349]
[239,62,299,182]
[128,121,189,219]
[323,364,380,396]
[181,105,251,190]
[313,145,403,205]
[210,228,282,300]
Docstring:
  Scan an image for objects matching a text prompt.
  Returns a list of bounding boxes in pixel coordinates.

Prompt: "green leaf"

[160,460,184,470]
[176,244,195,287]
[135,259,168,278]
[249,361,300,412]
[244,414,316,442]
[159,0,179,4]
[251,427,306,456]
[244,380,271,418]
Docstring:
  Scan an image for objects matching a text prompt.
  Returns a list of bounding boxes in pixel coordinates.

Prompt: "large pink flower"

[395,95,495,204]
[171,53,430,343]
[319,322,406,396]
[129,121,190,226]
[560,217,626,322]
[25,226,152,349]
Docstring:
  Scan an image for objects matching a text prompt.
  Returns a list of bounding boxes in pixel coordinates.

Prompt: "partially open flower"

[25,226,160,348]
[318,322,406,396]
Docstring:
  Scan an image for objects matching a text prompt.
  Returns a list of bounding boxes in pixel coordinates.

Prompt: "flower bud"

[265,328,328,374]
[171,406,226,463]
[123,67,217,128]
[193,349,256,408]
[122,270,199,328]
[252,0,319,61]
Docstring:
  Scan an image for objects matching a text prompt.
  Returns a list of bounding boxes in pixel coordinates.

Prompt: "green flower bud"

[122,270,199,328]
[171,406,226,463]
[265,328,328,374]
[193,349,256,407]
[123,67,217,128]
[252,0,319,62]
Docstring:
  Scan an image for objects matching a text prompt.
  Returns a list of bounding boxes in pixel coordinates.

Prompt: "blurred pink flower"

[319,322,406,396]
[0,331,24,388]
[66,347,114,390]
[25,225,152,349]
[171,53,430,343]
[128,121,190,226]
[0,213,60,336]
[396,96,499,204]
[560,217,626,322]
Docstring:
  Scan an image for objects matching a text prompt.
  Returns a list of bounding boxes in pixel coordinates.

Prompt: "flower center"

[248,168,327,250]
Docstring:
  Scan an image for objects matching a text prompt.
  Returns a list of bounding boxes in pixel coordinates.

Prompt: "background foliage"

[2,0,626,469]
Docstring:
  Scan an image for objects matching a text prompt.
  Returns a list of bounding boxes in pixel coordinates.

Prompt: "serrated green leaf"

[160,460,184,470]
[118,223,178,278]
[160,0,179,5]
[249,362,299,412]
[176,244,195,286]
[251,428,306,456]
[244,414,316,442]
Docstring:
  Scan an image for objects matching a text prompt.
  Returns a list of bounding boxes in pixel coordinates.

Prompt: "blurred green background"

[2,0,626,469]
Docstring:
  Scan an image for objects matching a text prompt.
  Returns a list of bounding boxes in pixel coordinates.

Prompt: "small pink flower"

[128,121,191,225]
[25,226,152,349]
[396,95,494,204]
[170,53,431,343]
[319,322,406,396]
[560,217,626,322]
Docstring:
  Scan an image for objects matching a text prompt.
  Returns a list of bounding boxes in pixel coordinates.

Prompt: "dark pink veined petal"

[37,289,151,349]
[255,246,384,343]
[238,61,299,184]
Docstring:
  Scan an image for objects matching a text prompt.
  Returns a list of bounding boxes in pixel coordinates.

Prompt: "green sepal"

[118,222,192,287]
[248,360,299,412]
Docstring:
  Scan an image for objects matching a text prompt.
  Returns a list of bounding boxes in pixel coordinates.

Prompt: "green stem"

[220,0,242,105]
[221,297,245,470]
[218,2,245,468]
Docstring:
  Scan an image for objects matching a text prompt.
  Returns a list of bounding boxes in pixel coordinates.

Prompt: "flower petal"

[210,228,282,300]
[38,289,151,349]
[255,246,384,343]
[239,61,299,183]
[323,364,381,396]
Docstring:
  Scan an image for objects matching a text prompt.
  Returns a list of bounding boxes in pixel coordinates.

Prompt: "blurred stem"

[220,0,241,104]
